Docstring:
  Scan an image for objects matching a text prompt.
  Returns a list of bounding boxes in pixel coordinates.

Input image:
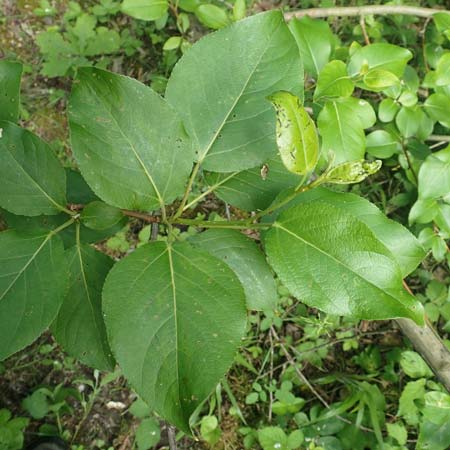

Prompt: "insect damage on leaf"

[268,91,319,176]
[325,159,382,184]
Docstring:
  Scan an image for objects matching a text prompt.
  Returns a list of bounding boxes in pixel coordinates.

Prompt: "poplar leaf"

[268,91,319,175]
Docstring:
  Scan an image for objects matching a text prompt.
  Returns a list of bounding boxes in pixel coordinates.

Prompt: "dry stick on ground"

[284,5,448,20]
[396,281,450,393]
[270,327,374,433]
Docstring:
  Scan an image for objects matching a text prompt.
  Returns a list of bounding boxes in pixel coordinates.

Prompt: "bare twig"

[427,134,450,143]
[284,5,448,21]
[359,15,370,45]
[396,281,450,393]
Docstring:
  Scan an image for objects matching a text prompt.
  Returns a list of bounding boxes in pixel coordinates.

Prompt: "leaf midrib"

[7,140,65,213]
[198,17,283,163]
[83,81,165,210]
[0,232,51,303]
[274,222,409,307]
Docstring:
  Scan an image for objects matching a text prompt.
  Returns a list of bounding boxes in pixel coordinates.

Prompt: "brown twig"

[359,15,370,45]
[120,209,161,223]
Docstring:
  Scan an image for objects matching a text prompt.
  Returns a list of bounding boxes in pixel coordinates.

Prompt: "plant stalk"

[284,5,448,21]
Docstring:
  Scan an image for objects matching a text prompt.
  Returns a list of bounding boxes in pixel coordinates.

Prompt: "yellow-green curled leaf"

[268,91,319,175]
[325,159,382,185]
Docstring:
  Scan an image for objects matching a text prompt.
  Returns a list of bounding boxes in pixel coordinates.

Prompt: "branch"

[284,5,448,20]
[427,134,450,143]
[396,318,450,392]
[397,281,450,393]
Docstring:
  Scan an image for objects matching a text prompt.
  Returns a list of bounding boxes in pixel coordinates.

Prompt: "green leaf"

[287,430,304,449]
[288,16,335,77]
[200,415,221,445]
[129,397,152,418]
[165,11,303,172]
[265,202,424,324]
[102,241,247,432]
[435,53,450,86]
[400,351,433,379]
[2,170,127,247]
[424,93,450,128]
[195,4,230,29]
[0,122,67,216]
[317,98,375,164]
[121,0,168,21]
[135,418,161,449]
[347,43,412,78]
[52,242,115,371]
[434,12,450,34]
[417,145,450,201]
[363,69,399,90]
[0,229,68,360]
[418,417,450,450]
[36,30,75,56]
[189,229,278,311]
[233,0,246,22]
[205,156,299,212]
[84,28,121,56]
[258,427,288,450]
[398,379,426,426]
[378,98,399,123]
[366,130,400,159]
[314,60,354,100]
[324,159,381,185]
[386,423,407,446]
[81,201,123,230]
[163,36,182,51]
[266,187,425,277]
[0,60,22,122]
[268,91,319,175]
[22,390,50,419]
[69,67,194,211]
[395,106,425,138]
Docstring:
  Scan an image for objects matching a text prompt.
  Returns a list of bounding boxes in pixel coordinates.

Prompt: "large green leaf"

[103,241,247,432]
[205,156,299,211]
[268,91,319,175]
[288,16,335,78]
[266,187,425,277]
[165,11,303,172]
[317,98,375,164]
[265,202,424,324]
[189,229,277,311]
[2,170,127,247]
[0,230,68,360]
[347,43,412,78]
[0,122,67,216]
[52,242,114,371]
[69,67,194,211]
[0,60,22,122]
